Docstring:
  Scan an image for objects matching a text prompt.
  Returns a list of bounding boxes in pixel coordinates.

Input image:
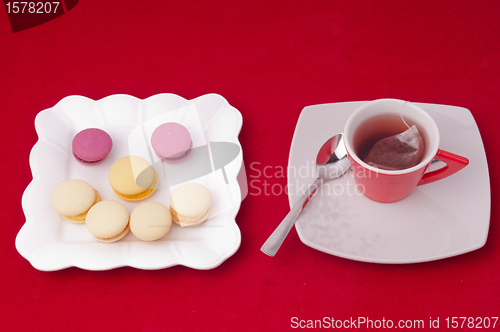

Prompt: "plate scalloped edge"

[16,93,244,271]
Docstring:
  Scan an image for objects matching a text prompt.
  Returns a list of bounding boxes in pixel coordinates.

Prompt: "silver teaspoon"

[261,134,350,256]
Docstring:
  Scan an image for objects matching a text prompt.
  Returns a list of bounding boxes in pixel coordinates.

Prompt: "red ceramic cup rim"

[344,99,440,175]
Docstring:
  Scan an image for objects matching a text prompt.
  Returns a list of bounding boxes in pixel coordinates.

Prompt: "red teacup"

[344,99,469,203]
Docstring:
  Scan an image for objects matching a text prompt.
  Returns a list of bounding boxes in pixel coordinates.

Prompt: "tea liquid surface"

[353,114,423,161]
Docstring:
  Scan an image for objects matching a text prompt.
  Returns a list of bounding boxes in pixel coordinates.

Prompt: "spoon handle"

[261,178,323,256]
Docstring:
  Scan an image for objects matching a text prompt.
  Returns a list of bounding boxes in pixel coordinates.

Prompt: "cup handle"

[418,149,469,186]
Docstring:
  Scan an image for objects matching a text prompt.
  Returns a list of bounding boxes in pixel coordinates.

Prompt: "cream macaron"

[130,201,172,241]
[51,179,101,223]
[85,200,130,243]
[108,156,158,201]
[170,183,211,227]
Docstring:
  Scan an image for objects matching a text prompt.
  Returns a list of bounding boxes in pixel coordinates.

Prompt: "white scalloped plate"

[17,93,243,271]
[290,101,490,263]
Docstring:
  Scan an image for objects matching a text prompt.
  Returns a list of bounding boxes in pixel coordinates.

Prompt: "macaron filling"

[171,206,210,227]
[156,141,192,162]
[94,224,130,243]
[111,168,159,201]
[73,152,106,164]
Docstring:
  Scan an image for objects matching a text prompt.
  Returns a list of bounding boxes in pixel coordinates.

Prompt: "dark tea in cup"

[352,114,427,170]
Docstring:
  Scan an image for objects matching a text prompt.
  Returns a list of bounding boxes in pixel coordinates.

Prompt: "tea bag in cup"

[363,125,425,170]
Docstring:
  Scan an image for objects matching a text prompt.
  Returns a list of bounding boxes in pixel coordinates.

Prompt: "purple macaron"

[151,122,192,163]
[72,128,113,165]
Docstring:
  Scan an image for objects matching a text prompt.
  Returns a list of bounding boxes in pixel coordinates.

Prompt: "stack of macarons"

[50,121,212,243]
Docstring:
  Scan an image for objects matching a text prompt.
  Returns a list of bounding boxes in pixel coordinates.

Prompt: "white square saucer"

[289,101,490,263]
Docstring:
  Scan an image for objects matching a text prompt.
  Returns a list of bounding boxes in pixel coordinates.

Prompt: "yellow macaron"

[108,156,158,201]
[50,179,101,223]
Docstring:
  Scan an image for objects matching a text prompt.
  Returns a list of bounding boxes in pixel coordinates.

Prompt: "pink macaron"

[72,128,113,165]
[151,123,192,162]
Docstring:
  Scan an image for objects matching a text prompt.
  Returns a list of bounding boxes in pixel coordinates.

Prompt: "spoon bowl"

[261,133,350,256]
[316,134,350,179]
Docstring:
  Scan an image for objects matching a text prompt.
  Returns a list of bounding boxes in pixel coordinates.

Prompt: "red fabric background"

[1,1,499,331]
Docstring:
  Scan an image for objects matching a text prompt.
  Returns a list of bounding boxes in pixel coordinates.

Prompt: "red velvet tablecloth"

[1,1,499,331]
